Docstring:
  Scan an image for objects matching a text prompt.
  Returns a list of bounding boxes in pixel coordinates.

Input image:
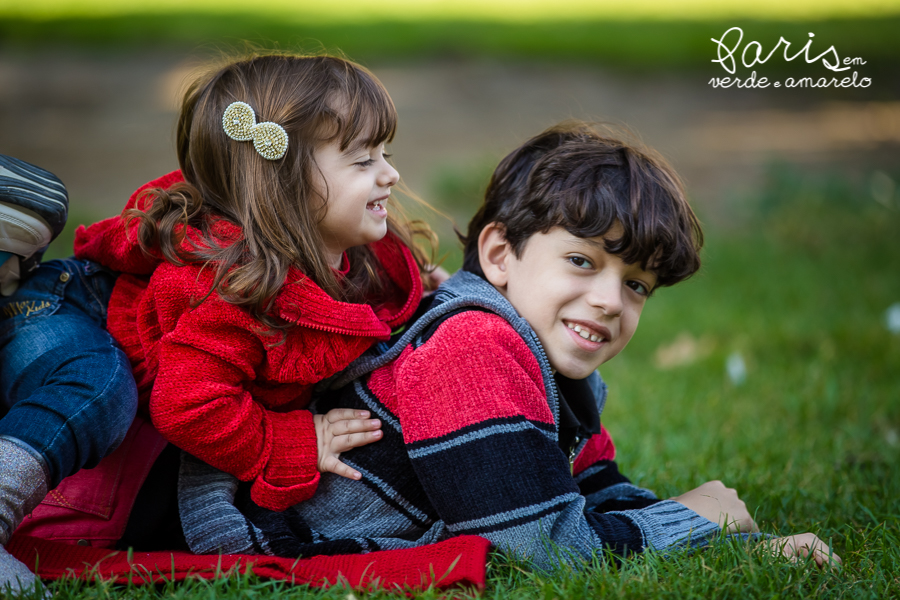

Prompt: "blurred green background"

[2,0,899,265]
[2,1,899,597]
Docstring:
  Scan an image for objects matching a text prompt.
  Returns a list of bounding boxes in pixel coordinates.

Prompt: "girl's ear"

[478,222,512,289]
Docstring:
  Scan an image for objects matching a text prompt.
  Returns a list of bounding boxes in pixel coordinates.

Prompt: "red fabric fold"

[6,534,490,591]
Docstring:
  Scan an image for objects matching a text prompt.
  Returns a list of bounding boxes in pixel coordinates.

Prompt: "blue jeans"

[0,258,138,487]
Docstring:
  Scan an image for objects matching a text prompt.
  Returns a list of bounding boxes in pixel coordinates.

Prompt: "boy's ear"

[478,222,512,289]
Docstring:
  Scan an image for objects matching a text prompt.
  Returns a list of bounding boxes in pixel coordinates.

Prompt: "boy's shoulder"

[384,308,556,442]
[379,271,549,386]
[414,309,538,365]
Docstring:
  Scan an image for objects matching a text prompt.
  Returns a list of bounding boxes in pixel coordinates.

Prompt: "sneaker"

[0,155,69,295]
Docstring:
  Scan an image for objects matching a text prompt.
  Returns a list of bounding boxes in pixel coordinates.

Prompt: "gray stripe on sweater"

[582,481,658,510]
[353,380,401,432]
[609,500,720,551]
[573,462,609,483]
[350,463,433,524]
[448,492,582,531]
[407,420,554,459]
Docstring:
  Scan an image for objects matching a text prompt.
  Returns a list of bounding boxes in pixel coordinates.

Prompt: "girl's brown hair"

[127,52,433,333]
[460,121,703,289]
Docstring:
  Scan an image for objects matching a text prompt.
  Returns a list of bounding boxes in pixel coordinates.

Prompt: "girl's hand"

[670,480,759,533]
[313,409,382,480]
[765,533,842,569]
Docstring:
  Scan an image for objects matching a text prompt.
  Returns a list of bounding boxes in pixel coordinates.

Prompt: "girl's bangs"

[334,76,398,151]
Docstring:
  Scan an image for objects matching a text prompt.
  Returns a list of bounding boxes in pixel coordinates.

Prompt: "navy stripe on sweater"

[409,417,579,524]
[406,415,556,456]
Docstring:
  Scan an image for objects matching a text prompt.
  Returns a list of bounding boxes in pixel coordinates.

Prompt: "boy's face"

[480,224,656,379]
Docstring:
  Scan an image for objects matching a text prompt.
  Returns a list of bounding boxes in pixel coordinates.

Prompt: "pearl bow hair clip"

[222,101,289,161]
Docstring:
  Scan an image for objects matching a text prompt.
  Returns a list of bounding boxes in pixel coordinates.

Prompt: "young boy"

[181,122,839,570]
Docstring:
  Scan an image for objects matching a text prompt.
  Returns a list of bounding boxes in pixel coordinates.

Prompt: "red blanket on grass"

[6,534,490,591]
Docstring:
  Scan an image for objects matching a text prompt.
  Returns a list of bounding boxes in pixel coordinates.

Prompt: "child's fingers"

[324,408,371,423]
[329,418,382,436]
[320,456,363,481]
[768,534,841,570]
[332,430,383,452]
[807,541,842,570]
[801,545,840,569]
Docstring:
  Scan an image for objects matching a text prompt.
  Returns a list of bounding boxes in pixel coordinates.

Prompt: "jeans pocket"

[0,262,65,338]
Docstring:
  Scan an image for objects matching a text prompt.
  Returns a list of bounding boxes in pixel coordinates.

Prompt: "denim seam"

[73,260,108,322]
[40,340,131,483]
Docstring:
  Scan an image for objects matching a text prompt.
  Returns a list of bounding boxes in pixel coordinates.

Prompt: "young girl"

[0,52,435,588]
[69,53,435,515]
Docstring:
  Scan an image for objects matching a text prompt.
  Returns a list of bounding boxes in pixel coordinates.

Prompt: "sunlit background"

[1,3,898,594]
[2,0,898,250]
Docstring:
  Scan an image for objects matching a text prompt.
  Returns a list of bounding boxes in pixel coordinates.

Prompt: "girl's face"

[313,140,399,268]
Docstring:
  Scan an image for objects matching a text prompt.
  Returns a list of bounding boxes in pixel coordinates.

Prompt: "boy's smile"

[480,224,656,379]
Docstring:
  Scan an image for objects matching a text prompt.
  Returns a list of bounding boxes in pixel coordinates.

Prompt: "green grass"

[37,165,900,597]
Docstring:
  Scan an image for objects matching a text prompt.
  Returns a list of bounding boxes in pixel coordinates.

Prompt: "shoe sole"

[0,155,68,237]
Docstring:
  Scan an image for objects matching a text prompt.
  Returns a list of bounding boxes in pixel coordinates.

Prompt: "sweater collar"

[273,233,422,336]
[146,170,422,338]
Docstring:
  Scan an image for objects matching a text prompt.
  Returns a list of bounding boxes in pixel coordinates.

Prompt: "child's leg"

[0,258,138,590]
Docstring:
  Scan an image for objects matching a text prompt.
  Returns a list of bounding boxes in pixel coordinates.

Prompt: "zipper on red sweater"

[569,435,589,475]
[568,435,582,474]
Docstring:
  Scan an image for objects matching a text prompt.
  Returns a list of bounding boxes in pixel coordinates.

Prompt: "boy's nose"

[587,275,624,316]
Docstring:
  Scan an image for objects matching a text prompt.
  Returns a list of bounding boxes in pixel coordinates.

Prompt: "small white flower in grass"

[726,352,746,385]
[870,171,896,209]
[885,303,900,335]
[885,429,899,447]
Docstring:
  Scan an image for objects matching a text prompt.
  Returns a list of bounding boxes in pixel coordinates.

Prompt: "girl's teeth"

[590,334,600,342]
[573,325,582,333]
[578,329,590,339]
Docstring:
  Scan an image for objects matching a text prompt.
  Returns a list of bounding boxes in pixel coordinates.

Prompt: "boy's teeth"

[566,321,603,343]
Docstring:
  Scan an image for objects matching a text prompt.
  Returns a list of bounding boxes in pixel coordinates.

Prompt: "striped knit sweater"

[178,271,721,569]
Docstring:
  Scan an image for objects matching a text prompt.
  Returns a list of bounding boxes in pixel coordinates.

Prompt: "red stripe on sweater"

[391,311,555,444]
[572,425,616,475]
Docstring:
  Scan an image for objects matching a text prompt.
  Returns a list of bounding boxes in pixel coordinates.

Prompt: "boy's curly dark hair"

[459,121,703,288]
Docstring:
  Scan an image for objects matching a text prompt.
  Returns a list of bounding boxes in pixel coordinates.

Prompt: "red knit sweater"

[74,171,422,511]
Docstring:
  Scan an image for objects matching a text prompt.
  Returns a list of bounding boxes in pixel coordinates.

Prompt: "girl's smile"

[314,140,399,269]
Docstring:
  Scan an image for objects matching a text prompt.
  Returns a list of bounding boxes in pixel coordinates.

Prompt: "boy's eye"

[626,280,651,296]
[568,256,592,269]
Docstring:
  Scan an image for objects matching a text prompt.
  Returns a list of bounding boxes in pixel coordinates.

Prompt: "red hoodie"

[74,171,422,511]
